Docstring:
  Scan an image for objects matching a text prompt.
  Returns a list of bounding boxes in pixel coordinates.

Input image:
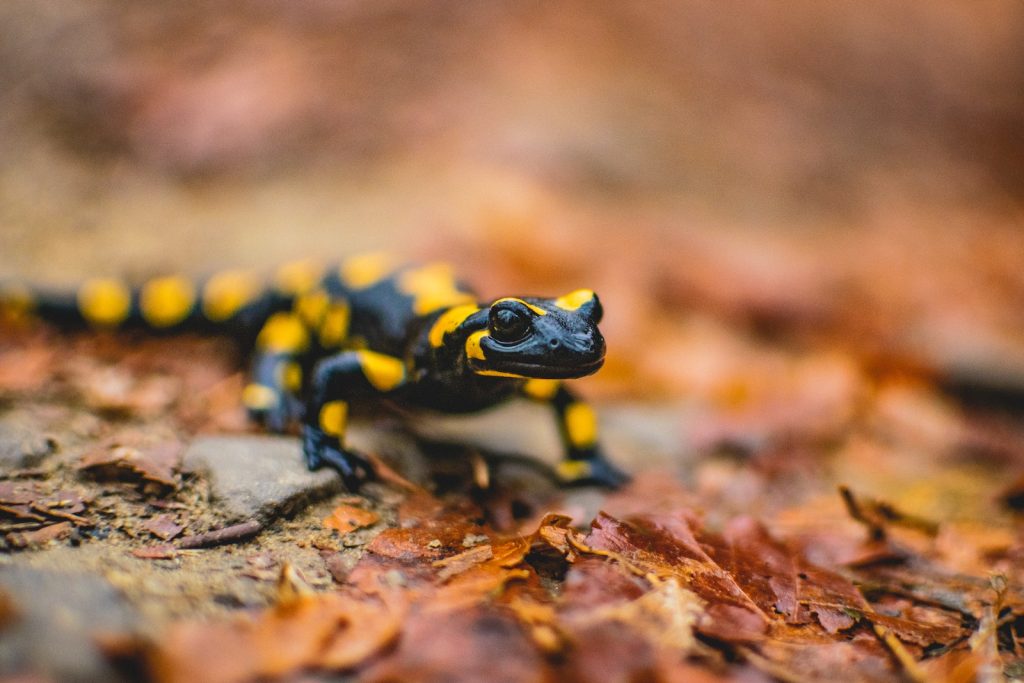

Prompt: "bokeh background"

[5,8,1024,679]
[2,0,1024,402]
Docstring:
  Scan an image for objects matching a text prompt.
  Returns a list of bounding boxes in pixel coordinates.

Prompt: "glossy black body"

[1,257,626,488]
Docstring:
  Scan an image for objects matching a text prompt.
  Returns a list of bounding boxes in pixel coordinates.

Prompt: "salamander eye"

[489,302,531,343]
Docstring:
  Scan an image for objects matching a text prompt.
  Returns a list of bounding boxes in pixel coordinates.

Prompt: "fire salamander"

[0,254,629,489]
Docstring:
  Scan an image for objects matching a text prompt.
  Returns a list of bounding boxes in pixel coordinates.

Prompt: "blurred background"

[2,0,1024,403]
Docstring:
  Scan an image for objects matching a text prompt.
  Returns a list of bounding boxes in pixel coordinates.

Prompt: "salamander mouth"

[471,357,605,379]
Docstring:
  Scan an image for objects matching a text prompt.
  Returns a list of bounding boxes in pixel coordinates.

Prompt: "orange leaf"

[323,504,379,534]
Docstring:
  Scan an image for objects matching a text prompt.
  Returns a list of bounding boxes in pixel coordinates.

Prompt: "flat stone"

[0,565,139,682]
[0,412,57,472]
[182,435,344,524]
[598,402,689,469]
[408,399,686,471]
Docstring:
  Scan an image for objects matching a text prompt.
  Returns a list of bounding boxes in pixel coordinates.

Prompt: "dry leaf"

[79,442,181,489]
[323,504,379,535]
[142,514,184,541]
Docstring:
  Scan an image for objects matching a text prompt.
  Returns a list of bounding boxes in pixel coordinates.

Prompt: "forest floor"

[2,218,1024,682]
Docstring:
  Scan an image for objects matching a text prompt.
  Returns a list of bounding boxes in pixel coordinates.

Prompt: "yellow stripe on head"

[202,270,260,322]
[465,330,488,361]
[553,289,595,311]
[493,297,547,316]
[428,304,480,347]
[256,313,310,352]
[564,402,598,448]
[77,278,131,327]
[274,259,323,296]
[140,275,195,328]
[339,252,398,290]
[356,351,406,391]
[475,369,530,379]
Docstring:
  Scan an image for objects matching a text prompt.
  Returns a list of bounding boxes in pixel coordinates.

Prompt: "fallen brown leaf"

[132,544,178,560]
[322,504,379,535]
[7,521,73,548]
[141,514,184,541]
[148,593,403,683]
[79,441,181,490]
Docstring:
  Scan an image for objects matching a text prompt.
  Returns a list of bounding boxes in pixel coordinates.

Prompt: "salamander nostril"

[549,338,560,348]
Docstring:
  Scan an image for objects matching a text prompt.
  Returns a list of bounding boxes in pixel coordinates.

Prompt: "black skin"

[256,264,628,489]
[1,260,630,489]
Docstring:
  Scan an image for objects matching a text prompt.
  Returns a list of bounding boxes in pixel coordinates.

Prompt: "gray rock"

[182,435,344,524]
[0,565,139,683]
[0,412,57,472]
[598,402,688,469]
[408,399,687,472]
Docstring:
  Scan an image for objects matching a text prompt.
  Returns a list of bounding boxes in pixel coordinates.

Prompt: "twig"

[178,520,263,549]
[872,622,928,683]
[839,485,939,541]
[968,575,1007,683]
[364,452,421,492]
[839,486,886,541]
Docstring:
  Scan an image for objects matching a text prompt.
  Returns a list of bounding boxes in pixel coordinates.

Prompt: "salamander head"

[465,290,605,380]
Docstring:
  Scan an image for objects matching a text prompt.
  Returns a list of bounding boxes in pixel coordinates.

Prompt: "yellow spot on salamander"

[357,351,406,391]
[319,301,351,348]
[553,289,595,311]
[319,401,349,436]
[274,259,323,296]
[202,270,259,322]
[398,262,475,315]
[523,379,560,400]
[242,384,279,410]
[295,289,329,327]
[493,297,547,316]
[257,313,310,352]
[339,252,397,290]
[281,362,303,392]
[465,330,488,361]
[398,262,453,293]
[564,402,598,448]
[555,459,592,482]
[140,275,195,328]
[428,304,480,347]
[413,291,474,316]
[77,278,131,327]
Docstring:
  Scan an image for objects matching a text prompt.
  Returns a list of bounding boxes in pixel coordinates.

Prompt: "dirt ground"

[2,2,1024,681]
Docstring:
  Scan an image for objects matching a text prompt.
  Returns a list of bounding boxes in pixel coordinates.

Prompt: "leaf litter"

[5,312,1024,681]
[4,219,1024,681]
[137,479,1016,682]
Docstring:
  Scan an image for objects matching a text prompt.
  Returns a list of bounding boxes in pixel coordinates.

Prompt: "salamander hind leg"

[303,350,407,489]
[244,312,311,433]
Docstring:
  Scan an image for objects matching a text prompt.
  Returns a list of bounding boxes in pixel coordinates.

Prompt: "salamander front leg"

[303,350,407,489]
[522,380,630,488]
